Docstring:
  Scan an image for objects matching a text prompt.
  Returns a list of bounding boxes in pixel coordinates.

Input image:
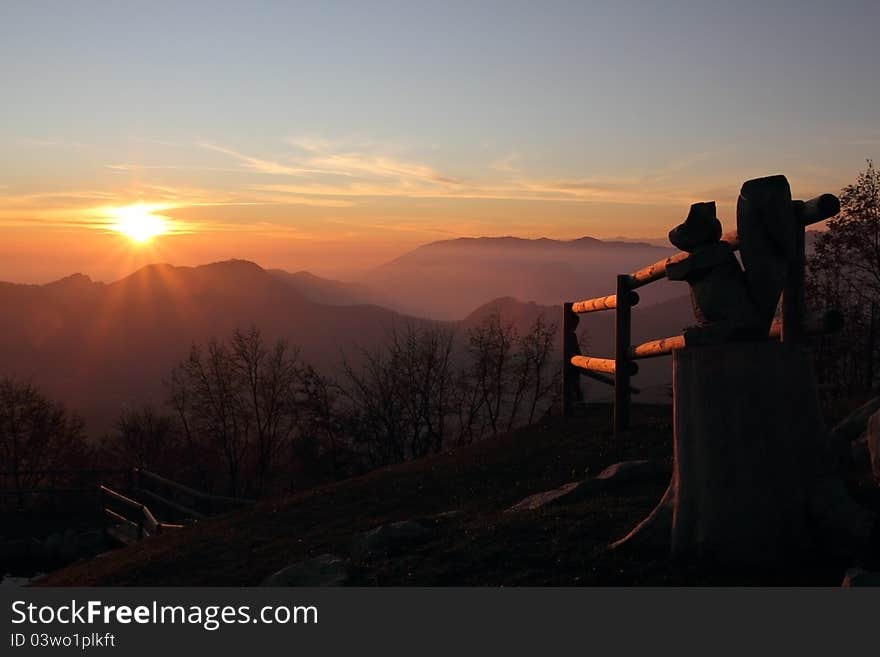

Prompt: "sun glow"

[109,204,170,243]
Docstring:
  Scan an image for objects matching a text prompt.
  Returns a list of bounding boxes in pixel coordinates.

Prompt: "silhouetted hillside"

[268,269,389,307]
[0,260,427,435]
[36,405,854,586]
[364,236,680,319]
[0,255,698,434]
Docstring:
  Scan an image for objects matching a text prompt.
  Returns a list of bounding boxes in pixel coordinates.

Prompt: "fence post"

[561,302,581,417]
[614,274,633,434]
[782,215,806,343]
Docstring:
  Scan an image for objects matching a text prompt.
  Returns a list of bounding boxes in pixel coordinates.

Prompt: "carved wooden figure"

[666,201,762,344]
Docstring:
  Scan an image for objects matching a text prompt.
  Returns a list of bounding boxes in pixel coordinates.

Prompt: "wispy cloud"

[2,136,758,242]
[199,143,335,177]
[200,137,714,207]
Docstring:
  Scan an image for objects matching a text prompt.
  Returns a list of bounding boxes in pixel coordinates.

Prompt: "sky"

[1,0,878,283]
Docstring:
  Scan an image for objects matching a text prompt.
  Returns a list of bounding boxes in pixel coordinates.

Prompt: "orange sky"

[3,4,877,284]
[0,172,854,284]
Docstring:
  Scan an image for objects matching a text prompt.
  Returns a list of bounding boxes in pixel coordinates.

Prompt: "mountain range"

[0,236,696,434]
[362,236,681,319]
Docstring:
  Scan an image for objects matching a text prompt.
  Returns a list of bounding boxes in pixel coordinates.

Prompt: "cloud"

[105,163,246,174]
[3,135,757,243]
[198,143,336,177]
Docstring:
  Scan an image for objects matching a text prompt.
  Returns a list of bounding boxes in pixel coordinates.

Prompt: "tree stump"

[612,341,876,565]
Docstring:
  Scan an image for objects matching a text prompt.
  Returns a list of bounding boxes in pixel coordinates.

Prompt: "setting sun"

[110,204,169,243]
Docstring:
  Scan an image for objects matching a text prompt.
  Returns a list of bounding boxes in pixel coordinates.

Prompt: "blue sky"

[1,0,878,281]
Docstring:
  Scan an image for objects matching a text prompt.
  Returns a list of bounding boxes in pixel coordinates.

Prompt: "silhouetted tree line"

[807,160,880,400]
[103,313,560,498]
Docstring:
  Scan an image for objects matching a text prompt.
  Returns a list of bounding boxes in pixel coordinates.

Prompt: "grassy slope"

[38,405,853,586]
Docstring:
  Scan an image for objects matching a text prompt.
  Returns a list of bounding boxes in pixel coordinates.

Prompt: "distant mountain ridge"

[383,235,670,262]
[267,269,387,307]
[364,234,680,320]
[0,260,422,435]
[0,237,701,432]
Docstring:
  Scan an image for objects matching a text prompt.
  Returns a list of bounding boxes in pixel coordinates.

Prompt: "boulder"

[260,554,349,587]
[351,520,431,560]
[506,459,668,513]
[841,567,880,587]
[595,459,668,484]
[415,510,464,527]
[506,481,592,512]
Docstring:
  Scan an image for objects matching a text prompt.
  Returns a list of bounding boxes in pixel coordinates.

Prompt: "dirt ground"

[37,404,873,586]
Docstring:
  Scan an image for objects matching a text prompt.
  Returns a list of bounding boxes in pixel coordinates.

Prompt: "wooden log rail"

[561,191,841,434]
[570,356,638,375]
[627,193,838,290]
[572,292,639,314]
[617,310,845,362]
[135,468,255,515]
[100,484,183,543]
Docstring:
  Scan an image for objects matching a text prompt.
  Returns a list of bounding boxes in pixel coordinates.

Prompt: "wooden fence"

[100,468,254,545]
[562,193,842,434]
[1,467,253,545]
[100,484,185,544]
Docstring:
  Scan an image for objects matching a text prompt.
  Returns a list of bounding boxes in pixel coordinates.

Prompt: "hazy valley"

[0,236,695,436]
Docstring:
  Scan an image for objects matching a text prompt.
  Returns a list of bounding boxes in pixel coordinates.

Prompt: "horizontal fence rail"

[570,356,637,375]
[100,482,186,545]
[134,468,255,515]
[562,192,842,434]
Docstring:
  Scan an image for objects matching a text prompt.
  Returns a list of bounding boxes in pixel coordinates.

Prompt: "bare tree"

[293,364,350,481]
[0,377,89,506]
[105,404,178,473]
[467,311,516,435]
[808,160,880,395]
[339,322,456,466]
[231,328,303,495]
[518,314,560,425]
[169,339,252,496]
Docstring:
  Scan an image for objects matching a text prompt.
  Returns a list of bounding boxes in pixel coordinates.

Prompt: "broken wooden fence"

[100,468,254,545]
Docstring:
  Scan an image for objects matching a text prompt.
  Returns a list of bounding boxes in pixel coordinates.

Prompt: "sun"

[110,204,169,243]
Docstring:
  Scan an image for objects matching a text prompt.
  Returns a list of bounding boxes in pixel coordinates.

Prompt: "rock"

[261,554,349,587]
[868,410,880,485]
[350,520,431,560]
[429,510,464,523]
[841,567,880,587]
[506,459,668,513]
[506,481,594,512]
[595,459,668,484]
[414,510,464,527]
